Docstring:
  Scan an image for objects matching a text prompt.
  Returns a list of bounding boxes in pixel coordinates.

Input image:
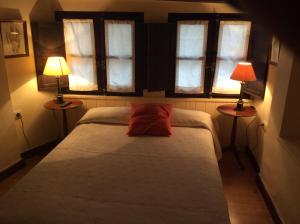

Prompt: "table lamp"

[230,62,256,111]
[43,56,71,104]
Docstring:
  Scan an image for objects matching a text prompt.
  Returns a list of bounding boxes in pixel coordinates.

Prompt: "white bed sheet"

[0,123,229,224]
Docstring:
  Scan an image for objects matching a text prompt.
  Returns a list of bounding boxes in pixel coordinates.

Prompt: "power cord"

[246,116,264,151]
[246,116,257,146]
[20,117,31,147]
[52,110,61,138]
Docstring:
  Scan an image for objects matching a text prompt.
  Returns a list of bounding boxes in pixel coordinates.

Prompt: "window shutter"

[243,22,272,98]
[146,23,171,91]
[31,22,68,90]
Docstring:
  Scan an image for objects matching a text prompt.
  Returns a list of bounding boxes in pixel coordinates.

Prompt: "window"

[63,19,98,91]
[175,21,208,94]
[169,14,253,97]
[105,20,135,92]
[212,21,251,94]
[56,12,143,96]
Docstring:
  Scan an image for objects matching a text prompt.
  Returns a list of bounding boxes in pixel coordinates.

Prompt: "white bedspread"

[0,124,229,224]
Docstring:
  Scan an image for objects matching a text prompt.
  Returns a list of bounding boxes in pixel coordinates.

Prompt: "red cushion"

[127,103,173,136]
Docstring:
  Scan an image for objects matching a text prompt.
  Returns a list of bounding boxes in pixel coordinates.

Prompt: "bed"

[0,107,229,223]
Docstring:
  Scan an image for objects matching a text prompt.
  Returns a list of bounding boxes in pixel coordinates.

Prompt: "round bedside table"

[44,100,83,137]
[217,104,256,170]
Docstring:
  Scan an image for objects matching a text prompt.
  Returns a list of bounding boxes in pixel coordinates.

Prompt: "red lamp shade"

[230,62,256,82]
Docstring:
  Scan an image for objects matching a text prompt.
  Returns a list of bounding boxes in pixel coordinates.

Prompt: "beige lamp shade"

[43,56,71,77]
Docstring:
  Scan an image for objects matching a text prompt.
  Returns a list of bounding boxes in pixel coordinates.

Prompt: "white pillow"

[78,106,213,127]
[78,107,130,125]
[172,108,221,160]
[172,108,212,128]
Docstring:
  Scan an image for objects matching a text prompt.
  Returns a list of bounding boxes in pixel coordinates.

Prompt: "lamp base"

[55,94,64,104]
[235,99,244,111]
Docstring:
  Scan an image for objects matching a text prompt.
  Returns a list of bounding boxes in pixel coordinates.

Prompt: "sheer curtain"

[175,21,208,94]
[212,21,251,94]
[105,20,135,92]
[63,19,98,91]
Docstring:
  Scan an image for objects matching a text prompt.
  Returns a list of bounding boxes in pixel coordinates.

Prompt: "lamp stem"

[56,77,60,95]
[56,77,63,104]
[239,82,244,100]
[55,58,64,104]
[236,82,245,111]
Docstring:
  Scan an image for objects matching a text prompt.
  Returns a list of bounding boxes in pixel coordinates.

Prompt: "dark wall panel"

[146,23,171,91]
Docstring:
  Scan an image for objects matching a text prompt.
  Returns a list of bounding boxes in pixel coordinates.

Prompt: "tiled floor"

[219,151,273,224]
[0,148,273,223]
[0,150,49,197]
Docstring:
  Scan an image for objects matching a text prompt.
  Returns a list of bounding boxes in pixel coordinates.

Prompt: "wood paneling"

[64,94,252,148]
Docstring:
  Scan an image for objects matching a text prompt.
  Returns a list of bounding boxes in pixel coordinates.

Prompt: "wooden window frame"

[167,13,253,98]
[104,19,136,94]
[175,20,208,95]
[55,11,144,96]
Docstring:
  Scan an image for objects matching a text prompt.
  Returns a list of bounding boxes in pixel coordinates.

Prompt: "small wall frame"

[0,20,29,58]
[270,36,280,65]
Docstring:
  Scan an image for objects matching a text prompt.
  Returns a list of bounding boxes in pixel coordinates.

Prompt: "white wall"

[0,0,62,152]
[280,55,300,138]
[0,37,21,171]
[249,46,300,223]
[59,0,237,22]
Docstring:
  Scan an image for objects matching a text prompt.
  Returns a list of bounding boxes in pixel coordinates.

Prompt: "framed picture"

[0,21,29,58]
[270,36,280,65]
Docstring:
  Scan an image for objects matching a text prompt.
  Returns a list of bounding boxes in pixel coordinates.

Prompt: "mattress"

[0,123,229,223]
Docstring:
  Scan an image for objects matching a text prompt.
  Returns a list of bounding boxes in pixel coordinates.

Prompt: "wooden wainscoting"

[62,93,253,149]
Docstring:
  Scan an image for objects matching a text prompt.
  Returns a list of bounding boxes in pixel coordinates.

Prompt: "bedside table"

[217,104,256,170]
[44,100,83,138]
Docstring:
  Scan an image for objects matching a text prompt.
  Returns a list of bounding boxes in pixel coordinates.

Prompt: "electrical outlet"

[14,111,22,120]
